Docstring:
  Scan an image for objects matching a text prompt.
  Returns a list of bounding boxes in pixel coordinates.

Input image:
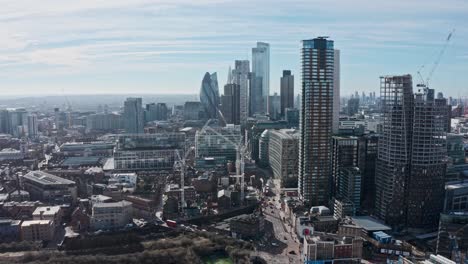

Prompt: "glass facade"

[114,133,185,170]
[252,42,270,114]
[200,72,220,119]
[195,125,241,162]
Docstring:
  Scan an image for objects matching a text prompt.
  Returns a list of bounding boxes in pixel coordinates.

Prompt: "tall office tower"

[280,70,294,117]
[221,83,240,125]
[358,134,379,212]
[269,92,281,120]
[0,110,10,134]
[295,94,301,109]
[232,60,250,125]
[146,103,169,122]
[435,96,451,132]
[406,87,447,228]
[123,97,144,134]
[145,103,168,122]
[200,72,220,119]
[376,75,448,228]
[252,42,270,113]
[331,136,359,196]
[27,114,38,138]
[285,108,299,128]
[156,103,168,121]
[249,72,263,116]
[183,101,203,120]
[347,97,360,116]
[333,50,340,134]
[299,37,335,206]
[145,103,158,122]
[375,75,414,226]
[10,108,28,137]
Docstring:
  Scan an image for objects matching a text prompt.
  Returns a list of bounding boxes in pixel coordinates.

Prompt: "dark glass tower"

[280,70,294,117]
[221,83,241,125]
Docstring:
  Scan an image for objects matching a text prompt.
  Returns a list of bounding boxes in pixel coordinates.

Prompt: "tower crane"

[204,125,247,205]
[416,29,455,89]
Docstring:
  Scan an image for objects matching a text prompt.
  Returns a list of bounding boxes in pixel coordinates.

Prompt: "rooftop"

[0,219,21,226]
[60,142,114,151]
[269,129,300,140]
[33,206,61,216]
[21,220,52,226]
[22,171,76,186]
[305,233,359,245]
[0,148,21,153]
[351,216,391,232]
[90,195,113,203]
[62,156,102,167]
[93,200,132,208]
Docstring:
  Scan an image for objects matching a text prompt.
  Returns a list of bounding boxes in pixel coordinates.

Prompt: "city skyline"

[0,2,467,263]
[0,0,466,97]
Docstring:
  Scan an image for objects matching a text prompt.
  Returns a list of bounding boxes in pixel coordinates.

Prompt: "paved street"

[255,178,301,263]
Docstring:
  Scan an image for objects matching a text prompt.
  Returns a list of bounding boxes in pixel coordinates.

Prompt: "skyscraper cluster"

[0,108,39,139]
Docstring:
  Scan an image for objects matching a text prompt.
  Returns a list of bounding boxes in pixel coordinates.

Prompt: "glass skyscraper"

[200,72,220,119]
[252,42,270,113]
[232,60,250,125]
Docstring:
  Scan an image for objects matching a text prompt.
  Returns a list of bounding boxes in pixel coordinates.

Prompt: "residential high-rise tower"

[375,75,414,226]
[333,50,340,134]
[123,97,144,134]
[375,75,448,228]
[299,37,335,206]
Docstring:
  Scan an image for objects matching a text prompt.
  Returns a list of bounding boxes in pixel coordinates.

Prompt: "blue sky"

[0,0,467,97]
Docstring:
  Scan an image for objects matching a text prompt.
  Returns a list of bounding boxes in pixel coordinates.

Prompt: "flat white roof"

[33,206,61,216]
[21,220,52,226]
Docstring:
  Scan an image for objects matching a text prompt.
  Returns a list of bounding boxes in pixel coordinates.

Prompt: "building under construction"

[375,75,448,229]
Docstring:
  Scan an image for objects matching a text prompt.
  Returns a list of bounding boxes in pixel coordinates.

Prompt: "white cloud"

[0,0,465,94]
